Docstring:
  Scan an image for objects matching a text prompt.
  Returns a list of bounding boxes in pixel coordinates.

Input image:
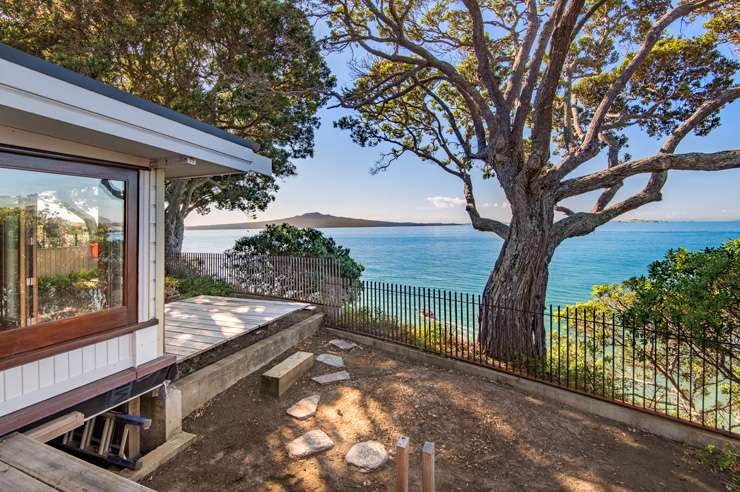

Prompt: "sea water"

[182,221,740,306]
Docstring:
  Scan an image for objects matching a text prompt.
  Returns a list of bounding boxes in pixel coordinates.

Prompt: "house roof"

[0,42,260,152]
[0,42,271,178]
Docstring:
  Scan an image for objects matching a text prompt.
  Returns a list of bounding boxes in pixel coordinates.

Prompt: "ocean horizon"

[182,220,740,307]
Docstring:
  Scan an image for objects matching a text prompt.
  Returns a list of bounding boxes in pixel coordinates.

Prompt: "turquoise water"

[182,221,740,306]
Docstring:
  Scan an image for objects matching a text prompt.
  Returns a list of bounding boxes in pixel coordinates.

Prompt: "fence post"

[422,441,435,492]
[395,436,409,492]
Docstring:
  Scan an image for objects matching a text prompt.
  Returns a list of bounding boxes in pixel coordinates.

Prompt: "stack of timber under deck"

[164,295,308,361]
[0,432,151,491]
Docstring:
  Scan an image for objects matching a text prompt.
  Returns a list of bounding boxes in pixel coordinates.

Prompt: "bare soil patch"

[147,330,729,491]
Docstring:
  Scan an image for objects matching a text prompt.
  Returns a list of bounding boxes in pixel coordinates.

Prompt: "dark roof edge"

[0,42,260,152]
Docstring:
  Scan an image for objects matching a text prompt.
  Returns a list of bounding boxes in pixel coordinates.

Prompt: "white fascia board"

[0,58,272,176]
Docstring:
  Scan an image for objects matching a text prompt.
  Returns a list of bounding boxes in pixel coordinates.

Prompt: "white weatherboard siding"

[0,333,134,416]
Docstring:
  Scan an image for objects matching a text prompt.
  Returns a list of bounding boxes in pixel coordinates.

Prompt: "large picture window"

[0,150,138,360]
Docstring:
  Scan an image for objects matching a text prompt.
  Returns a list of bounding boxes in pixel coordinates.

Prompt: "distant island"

[187,212,463,230]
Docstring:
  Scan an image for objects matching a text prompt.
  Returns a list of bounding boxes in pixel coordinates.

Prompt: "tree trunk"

[164,206,186,259]
[479,206,554,363]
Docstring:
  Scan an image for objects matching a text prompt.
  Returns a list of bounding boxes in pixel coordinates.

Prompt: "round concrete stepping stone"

[287,394,320,420]
[329,339,358,350]
[345,441,388,472]
[312,371,350,385]
[316,353,344,368]
[286,430,334,459]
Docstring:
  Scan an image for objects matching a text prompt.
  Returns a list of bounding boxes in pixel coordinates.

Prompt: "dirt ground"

[146,330,730,491]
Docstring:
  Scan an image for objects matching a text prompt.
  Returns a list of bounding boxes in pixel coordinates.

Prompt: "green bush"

[229,224,364,282]
[37,269,102,322]
[165,274,232,300]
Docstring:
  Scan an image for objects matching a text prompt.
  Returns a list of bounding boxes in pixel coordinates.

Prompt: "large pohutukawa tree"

[312,0,740,361]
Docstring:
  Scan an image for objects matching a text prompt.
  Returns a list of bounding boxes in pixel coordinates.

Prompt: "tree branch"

[558,150,740,199]
[551,0,717,179]
[462,174,510,238]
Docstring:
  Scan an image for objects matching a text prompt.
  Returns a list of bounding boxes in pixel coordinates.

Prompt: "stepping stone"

[287,395,320,420]
[329,339,358,351]
[316,353,344,368]
[345,441,388,472]
[286,430,334,459]
[312,371,350,385]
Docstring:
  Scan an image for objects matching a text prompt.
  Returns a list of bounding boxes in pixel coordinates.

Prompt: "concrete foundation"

[140,386,182,453]
[174,313,323,417]
[325,327,739,450]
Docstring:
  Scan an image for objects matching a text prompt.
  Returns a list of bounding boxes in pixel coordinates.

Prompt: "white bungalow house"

[0,42,270,438]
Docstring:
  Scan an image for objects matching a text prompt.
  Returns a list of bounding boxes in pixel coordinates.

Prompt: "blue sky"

[187,35,740,227]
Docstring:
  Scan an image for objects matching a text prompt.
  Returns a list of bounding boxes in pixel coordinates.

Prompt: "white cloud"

[426,196,466,208]
[490,201,510,208]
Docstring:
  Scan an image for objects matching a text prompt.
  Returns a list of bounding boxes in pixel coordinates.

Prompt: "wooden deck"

[0,432,151,491]
[165,295,308,361]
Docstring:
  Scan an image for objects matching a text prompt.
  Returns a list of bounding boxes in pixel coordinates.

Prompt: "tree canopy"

[229,224,365,281]
[0,0,335,254]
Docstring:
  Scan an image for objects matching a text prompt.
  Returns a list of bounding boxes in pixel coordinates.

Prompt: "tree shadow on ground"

[146,332,728,491]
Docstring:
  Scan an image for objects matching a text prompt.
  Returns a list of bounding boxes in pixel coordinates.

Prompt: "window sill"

[0,319,158,372]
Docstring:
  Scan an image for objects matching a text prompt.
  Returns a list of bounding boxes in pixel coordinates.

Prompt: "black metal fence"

[165,252,343,306]
[332,280,739,438]
[166,252,738,437]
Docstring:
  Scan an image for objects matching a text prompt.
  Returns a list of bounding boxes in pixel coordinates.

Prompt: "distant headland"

[186,212,464,230]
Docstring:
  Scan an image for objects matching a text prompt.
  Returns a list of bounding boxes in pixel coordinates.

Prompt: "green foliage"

[0,0,336,252]
[164,274,232,301]
[37,270,101,322]
[38,270,98,296]
[562,239,740,431]
[229,224,364,282]
[623,239,739,344]
[699,444,740,490]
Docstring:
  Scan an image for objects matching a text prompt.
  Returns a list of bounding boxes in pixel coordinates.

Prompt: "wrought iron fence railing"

[166,252,738,437]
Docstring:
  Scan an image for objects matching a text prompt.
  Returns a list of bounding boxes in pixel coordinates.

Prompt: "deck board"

[0,433,152,491]
[165,296,308,361]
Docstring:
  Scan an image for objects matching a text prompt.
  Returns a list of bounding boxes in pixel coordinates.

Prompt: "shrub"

[167,274,232,300]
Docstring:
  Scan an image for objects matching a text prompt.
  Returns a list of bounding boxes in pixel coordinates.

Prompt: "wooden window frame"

[0,149,138,360]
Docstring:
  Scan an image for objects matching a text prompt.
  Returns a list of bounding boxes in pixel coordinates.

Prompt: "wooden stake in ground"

[422,441,435,492]
[396,436,409,492]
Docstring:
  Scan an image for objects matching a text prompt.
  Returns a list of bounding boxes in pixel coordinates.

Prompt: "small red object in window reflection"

[90,242,99,258]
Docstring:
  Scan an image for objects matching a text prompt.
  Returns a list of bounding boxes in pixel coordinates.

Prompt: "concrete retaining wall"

[174,313,323,417]
[325,327,738,450]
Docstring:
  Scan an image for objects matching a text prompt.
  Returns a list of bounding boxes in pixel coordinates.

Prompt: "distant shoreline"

[187,212,464,230]
[188,215,740,231]
[187,223,464,230]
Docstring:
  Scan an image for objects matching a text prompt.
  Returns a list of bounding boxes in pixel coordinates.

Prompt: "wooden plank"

[261,352,314,397]
[169,303,305,317]
[181,295,307,308]
[164,321,249,336]
[396,436,410,492]
[164,336,220,351]
[163,345,198,357]
[164,313,269,327]
[127,398,141,459]
[164,309,284,322]
[173,303,305,315]
[169,295,305,308]
[422,441,435,492]
[0,433,153,491]
[165,331,230,345]
[0,461,56,491]
[24,411,84,443]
